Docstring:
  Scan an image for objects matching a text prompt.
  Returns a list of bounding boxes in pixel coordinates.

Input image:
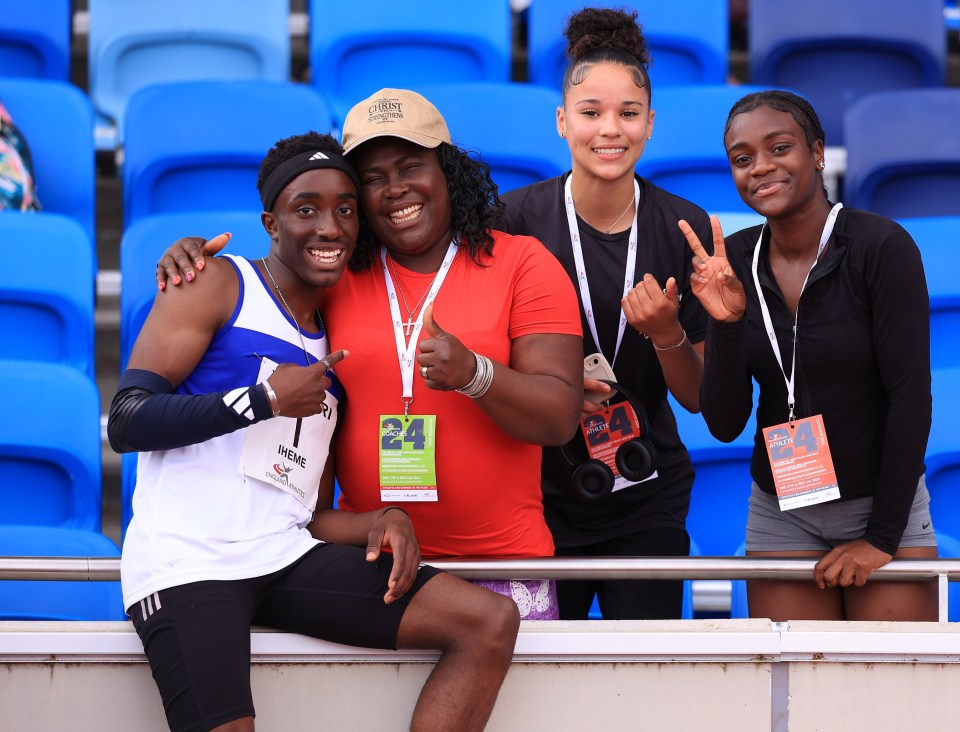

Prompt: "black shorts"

[128,543,441,732]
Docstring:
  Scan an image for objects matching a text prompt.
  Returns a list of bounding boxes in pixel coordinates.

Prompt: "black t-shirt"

[500,174,712,547]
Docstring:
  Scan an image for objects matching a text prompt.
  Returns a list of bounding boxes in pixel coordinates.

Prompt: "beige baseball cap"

[341,88,452,155]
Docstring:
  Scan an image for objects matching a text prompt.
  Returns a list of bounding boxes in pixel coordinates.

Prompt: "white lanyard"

[381,241,458,415]
[751,203,843,422]
[563,174,640,369]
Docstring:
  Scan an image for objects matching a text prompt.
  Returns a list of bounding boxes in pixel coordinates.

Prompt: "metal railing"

[3,555,960,621]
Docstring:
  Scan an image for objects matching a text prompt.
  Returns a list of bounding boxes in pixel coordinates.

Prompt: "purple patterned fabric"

[470,579,559,620]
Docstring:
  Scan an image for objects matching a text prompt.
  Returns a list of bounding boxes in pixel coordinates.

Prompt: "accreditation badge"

[763,414,840,511]
[379,413,438,501]
[580,401,657,493]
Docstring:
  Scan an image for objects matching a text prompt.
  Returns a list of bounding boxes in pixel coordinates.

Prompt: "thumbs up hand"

[416,303,477,391]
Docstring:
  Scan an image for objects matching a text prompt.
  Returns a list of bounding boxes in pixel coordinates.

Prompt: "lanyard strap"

[381,241,458,415]
[563,174,640,369]
[751,202,843,421]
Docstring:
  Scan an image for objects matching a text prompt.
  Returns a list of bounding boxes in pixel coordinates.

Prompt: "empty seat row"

[9,74,960,256]
[5,0,953,149]
[0,79,95,244]
[644,85,960,220]
[0,357,118,620]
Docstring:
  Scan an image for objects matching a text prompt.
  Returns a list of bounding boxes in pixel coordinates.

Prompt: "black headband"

[259,150,362,212]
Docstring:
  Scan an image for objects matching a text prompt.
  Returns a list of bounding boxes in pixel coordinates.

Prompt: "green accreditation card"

[378,414,438,501]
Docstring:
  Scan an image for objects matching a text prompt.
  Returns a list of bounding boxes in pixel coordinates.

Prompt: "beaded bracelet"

[652,331,688,352]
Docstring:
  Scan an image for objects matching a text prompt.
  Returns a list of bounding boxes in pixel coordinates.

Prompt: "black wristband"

[381,506,411,520]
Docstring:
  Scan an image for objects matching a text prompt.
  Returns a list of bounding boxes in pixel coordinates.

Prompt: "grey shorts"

[745,476,936,552]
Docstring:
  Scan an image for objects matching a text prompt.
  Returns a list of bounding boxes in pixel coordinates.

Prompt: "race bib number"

[238,357,336,512]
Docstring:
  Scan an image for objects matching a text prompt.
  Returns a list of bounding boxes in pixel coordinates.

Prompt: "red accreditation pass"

[580,401,656,492]
[763,414,840,511]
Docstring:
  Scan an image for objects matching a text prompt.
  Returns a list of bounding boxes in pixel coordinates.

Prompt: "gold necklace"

[576,193,635,234]
[261,257,320,366]
[603,196,635,233]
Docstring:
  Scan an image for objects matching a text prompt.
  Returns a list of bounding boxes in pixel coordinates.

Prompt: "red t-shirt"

[322,231,582,558]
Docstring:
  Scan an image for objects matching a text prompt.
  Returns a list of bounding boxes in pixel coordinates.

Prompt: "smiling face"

[724,105,825,219]
[557,62,654,184]
[262,167,359,289]
[350,136,454,271]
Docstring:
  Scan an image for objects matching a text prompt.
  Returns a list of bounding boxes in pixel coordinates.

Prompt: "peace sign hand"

[679,216,746,323]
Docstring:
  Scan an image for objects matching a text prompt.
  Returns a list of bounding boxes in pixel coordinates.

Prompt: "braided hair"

[561,7,652,102]
[725,90,826,149]
[725,90,830,200]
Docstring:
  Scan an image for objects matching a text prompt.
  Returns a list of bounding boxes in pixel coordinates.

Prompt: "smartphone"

[583,352,617,403]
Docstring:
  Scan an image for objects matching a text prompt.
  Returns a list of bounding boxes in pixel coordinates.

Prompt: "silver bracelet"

[652,331,688,352]
[456,351,495,398]
[262,379,281,416]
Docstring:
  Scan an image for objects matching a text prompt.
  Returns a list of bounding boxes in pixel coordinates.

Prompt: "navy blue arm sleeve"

[107,368,274,454]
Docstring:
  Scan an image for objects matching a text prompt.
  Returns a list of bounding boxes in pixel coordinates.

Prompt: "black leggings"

[553,527,690,620]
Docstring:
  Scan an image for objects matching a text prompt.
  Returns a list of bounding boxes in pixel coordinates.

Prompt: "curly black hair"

[348,141,505,271]
[725,90,830,201]
[256,131,345,195]
[562,7,652,103]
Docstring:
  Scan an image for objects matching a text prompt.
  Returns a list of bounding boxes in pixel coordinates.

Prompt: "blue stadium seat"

[120,210,272,370]
[0,1,71,80]
[898,216,960,369]
[926,368,960,540]
[119,210,273,534]
[671,394,756,558]
[0,214,95,377]
[0,526,124,621]
[637,85,773,214]
[527,0,728,90]
[749,0,947,146]
[414,82,569,195]
[948,0,960,32]
[88,0,291,148]
[122,80,333,228]
[712,211,765,237]
[0,78,96,244]
[308,0,512,124]
[0,362,102,531]
[844,89,960,219]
